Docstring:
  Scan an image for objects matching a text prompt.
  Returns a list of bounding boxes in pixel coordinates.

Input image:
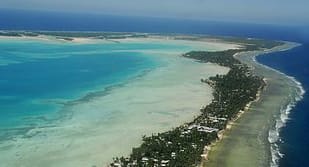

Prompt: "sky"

[1,0,308,25]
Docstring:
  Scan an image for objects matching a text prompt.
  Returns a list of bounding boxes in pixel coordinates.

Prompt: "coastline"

[1,32,304,166]
[204,42,304,167]
[0,33,235,167]
[110,37,273,166]
[200,79,264,165]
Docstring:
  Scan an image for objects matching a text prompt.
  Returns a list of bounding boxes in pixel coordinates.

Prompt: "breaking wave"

[250,48,305,167]
[268,76,305,167]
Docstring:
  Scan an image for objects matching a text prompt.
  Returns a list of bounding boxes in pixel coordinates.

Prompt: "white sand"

[0,34,242,49]
[0,36,235,167]
[115,37,242,51]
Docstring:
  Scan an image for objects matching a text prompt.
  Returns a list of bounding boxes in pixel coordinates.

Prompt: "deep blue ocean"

[1,9,308,167]
[257,45,309,167]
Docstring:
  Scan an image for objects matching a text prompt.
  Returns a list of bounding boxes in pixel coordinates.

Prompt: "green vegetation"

[222,37,284,50]
[0,31,39,37]
[186,50,265,121]
[0,31,283,50]
[0,31,281,166]
[110,42,278,167]
[36,31,148,39]
[0,31,22,37]
[55,37,74,41]
[0,31,148,40]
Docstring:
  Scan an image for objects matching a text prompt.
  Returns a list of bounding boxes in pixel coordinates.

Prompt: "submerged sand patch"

[0,36,236,167]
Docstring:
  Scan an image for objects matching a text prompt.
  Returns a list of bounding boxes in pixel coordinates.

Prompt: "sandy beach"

[2,33,300,167]
[203,42,303,167]
[0,34,236,167]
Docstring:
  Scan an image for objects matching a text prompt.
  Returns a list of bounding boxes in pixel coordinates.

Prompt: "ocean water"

[0,37,234,166]
[1,9,309,166]
[257,44,309,167]
[1,8,309,42]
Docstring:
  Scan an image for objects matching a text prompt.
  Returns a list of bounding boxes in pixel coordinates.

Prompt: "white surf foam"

[253,56,305,167]
[269,77,305,167]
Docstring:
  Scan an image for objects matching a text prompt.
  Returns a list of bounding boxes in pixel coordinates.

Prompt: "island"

[0,31,301,167]
[109,37,288,167]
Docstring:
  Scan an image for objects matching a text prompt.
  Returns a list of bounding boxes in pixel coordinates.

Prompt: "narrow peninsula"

[110,37,284,167]
[0,31,297,167]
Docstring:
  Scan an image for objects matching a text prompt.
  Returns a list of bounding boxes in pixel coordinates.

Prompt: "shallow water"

[205,45,303,167]
[257,44,309,167]
[0,37,233,166]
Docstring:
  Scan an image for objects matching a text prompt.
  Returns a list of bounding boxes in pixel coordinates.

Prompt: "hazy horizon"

[1,0,309,25]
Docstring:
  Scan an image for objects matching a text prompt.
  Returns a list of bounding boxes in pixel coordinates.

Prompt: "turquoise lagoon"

[0,37,233,167]
[0,39,159,137]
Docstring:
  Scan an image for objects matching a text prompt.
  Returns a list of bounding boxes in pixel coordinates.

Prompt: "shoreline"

[204,41,304,167]
[0,33,234,167]
[0,32,242,50]
[0,32,303,166]
[200,79,265,164]
[241,42,305,167]
[110,37,275,166]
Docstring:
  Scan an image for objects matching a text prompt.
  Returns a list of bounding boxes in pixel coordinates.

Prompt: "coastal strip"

[110,38,282,167]
[204,42,304,167]
[0,31,296,166]
[0,32,237,167]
